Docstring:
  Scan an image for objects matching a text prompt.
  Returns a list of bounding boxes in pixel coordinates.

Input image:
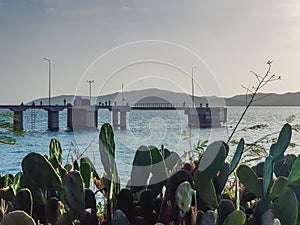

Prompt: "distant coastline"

[27,88,300,107]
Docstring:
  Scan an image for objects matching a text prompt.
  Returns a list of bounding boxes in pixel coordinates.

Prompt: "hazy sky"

[1,0,300,104]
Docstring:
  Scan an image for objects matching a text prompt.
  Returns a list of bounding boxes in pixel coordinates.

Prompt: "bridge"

[0,103,227,131]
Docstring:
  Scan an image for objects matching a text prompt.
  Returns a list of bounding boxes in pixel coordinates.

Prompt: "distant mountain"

[224,92,300,106]
[27,89,300,106]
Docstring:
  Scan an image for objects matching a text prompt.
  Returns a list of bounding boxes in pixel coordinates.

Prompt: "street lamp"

[192,66,196,107]
[87,80,94,104]
[121,83,125,106]
[43,58,51,105]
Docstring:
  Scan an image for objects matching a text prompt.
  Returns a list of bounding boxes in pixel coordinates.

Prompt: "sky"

[0,0,300,104]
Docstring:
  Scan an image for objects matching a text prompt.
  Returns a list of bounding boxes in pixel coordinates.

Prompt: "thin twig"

[227,61,280,143]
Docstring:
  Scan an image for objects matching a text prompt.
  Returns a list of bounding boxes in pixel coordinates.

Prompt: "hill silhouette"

[28,88,300,106]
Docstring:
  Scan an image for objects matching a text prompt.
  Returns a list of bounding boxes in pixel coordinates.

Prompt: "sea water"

[1,106,300,185]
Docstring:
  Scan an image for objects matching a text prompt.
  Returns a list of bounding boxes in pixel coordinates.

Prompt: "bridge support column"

[120,111,127,130]
[94,110,98,128]
[67,106,98,130]
[48,110,59,131]
[112,109,118,128]
[9,107,27,130]
[111,106,130,130]
[86,108,97,128]
[184,107,227,128]
[14,110,24,130]
[44,106,65,131]
[67,108,73,130]
[14,111,24,129]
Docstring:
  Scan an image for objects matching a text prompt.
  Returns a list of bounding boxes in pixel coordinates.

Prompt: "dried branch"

[227,61,281,143]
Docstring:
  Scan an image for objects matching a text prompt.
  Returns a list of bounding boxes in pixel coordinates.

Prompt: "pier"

[0,103,227,131]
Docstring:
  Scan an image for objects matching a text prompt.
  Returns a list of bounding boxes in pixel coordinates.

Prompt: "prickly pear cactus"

[237,164,263,197]
[216,199,235,225]
[166,169,194,204]
[80,157,100,178]
[198,141,228,178]
[55,212,74,225]
[270,123,292,161]
[45,197,63,224]
[80,161,92,189]
[202,210,217,225]
[278,187,298,225]
[149,146,168,185]
[63,170,85,216]
[194,170,218,208]
[99,123,117,179]
[112,209,130,225]
[222,210,246,225]
[263,155,274,195]
[1,210,36,225]
[175,181,196,214]
[0,174,14,188]
[130,145,152,191]
[274,154,296,178]
[214,162,230,194]
[269,177,287,200]
[287,155,300,186]
[13,188,33,216]
[49,138,62,164]
[261,209,275,225]
[228,138,245,175]
[0,186,15,202]
[21,152,62,203]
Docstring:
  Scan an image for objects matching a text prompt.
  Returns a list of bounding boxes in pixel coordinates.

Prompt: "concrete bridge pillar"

[111,106,130,130]
[48,110,59,131]
[14,111,24,130]
[67,106,98,130]
[9,107,27,130]
[86,108,97,128]
[112,109,118,128]
[120,111,127,130]
[184,107,227,128]
[67,108,73,130]
[44,106,65,131]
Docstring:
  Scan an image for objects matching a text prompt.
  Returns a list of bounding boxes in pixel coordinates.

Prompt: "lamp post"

[87,80,94,104]
[121,83,125,106]
[192,66,196,107]
[43,58,51,105]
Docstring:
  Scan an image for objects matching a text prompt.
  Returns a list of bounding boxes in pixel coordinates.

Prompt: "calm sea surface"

[1,106,300,185]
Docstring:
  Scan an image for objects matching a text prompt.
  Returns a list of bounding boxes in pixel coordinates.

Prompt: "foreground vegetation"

[0,121,299,225]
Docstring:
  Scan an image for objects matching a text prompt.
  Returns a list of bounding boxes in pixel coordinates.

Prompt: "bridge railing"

[131,103,192,108]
